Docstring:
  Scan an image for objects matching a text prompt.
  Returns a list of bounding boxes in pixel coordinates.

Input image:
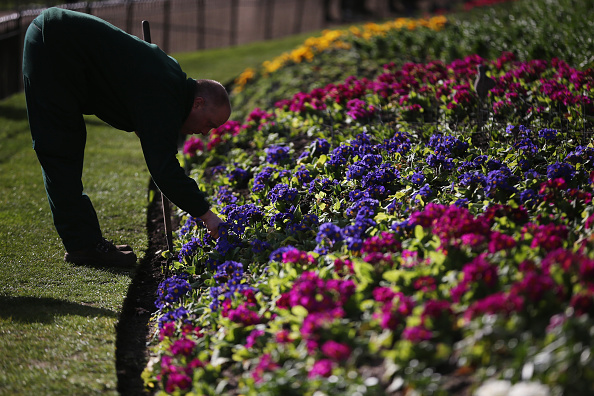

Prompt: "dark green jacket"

[36,7,210,217]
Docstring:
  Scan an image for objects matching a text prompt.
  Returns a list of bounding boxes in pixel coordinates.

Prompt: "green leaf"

[291,305,308,317]
[414,224,425,240]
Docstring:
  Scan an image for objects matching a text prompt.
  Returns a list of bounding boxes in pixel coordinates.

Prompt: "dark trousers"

[22,16,102,252]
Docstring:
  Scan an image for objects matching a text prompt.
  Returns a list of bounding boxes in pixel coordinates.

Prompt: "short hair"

[195,79,230,110]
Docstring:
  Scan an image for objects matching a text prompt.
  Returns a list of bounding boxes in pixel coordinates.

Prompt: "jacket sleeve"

[137,100,211,218]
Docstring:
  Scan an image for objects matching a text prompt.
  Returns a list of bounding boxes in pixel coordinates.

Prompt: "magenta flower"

[159,321,176,341]
[282,248,315,265]
[510,272,559,303]
[488,231,517,253]
[183,136,205,157]
[465,292,524,320]
[402,325,433,342]
[275,329,292,344]
[246,329,265,348]
[169,337,196,357]
[225,302,262,326]
[321,340,351,361]
[308,359,334,378]
[252,353,279,384]
[165,372,192,393]
[421,300,453,323]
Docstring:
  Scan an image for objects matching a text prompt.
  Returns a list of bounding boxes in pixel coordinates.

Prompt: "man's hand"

[199,210,223,239]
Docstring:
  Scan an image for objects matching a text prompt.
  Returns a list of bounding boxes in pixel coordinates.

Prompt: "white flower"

[474,380,512,396]
[508,381,550,396]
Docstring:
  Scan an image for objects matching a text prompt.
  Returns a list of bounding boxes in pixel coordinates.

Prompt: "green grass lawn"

[0,32,322,395]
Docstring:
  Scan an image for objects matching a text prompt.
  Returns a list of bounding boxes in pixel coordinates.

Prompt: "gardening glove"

[199,210,223,240]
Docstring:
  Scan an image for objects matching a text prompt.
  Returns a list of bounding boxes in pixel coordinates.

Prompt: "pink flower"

[169,337,195,357]
[570,291,594,316]
[465,292,524,320]
[246,329,265,348]
[275,329,292,343]
[372,286,398,303]
[183,136,204,157]
[413,275,437,292]
[510,272,559,303]
[252,353,279,384]
[488,231,516,253]
[308,359,334,378]
[165,372,192,393]
[282,248,315,265]
[333,258,354,275]
[159,321,175,341]
[226,302,261,326]
[321,340,351,361]
[421,300,453,323]
[460,233,486,249]
[402,325,433,342]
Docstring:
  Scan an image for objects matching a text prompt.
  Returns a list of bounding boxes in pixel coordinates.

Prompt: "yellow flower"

[233,14,448,89]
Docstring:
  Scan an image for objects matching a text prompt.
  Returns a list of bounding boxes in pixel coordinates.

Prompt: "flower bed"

[142,2,594,394]
[142,51,594,394]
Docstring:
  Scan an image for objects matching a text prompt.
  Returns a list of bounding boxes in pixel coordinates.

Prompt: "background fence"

[0,0,422,100]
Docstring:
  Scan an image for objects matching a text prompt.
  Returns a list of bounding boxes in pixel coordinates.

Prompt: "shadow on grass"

[0,295,118,323]
[115,183,166,396]
[0,102,28,121]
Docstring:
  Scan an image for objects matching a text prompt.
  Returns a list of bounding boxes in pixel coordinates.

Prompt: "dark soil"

[115,187,168,396]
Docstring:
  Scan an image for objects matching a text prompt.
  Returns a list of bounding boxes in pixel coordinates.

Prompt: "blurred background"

[0,0,472,100]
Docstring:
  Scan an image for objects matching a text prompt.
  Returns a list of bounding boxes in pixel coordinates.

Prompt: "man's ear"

[194,96,205,108]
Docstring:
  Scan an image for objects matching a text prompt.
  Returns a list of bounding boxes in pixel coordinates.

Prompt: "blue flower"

[252,167,275,192]
[266,145,291,165]
[158,306,189,328]
[155,275,191,309]
[295,166,314,185]
[177,216,199,237]
[251,239,272,254]
[514,138,538,155]
[315,223,343,244]
[327,144,353,167]
[538,128,558,140]
[391,219,413,234]
[459,171,487,188]
[228,166,250,183]
[346,198,379,219]
[409,172,425,186]
[216,185,238,205]
[314,138,330,155]
[547,162,576,181]
[268,183,298,203]
[485,168,517,196]
[415,183,433,201]
[346,164,368,180]
[426,153,454,170]
[519,188,539,207]
[178,237,204,263]
[454,198,469,208]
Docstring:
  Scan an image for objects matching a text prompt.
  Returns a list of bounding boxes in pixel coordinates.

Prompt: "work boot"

[64,238,137,267]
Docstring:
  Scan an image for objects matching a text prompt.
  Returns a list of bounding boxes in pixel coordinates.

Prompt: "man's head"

[181,79,231,135]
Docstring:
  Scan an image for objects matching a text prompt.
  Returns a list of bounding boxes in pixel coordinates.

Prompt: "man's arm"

[199,210,223,239]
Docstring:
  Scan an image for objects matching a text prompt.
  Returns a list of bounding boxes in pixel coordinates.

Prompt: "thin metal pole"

[230,0,238,46]
[264,0,274,40]
[197,0,205,50]
[162,0,170,53]
[293,0,305,34]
